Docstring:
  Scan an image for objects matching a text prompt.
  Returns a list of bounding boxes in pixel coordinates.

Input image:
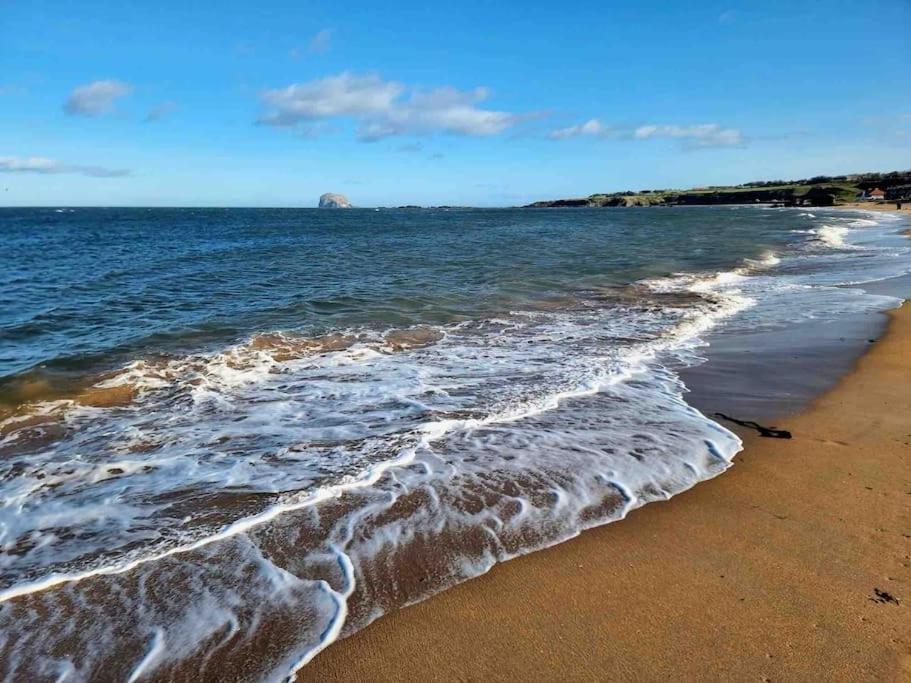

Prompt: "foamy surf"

[0,280,746,592]
[812,224,852,248]
[0,260,755,679]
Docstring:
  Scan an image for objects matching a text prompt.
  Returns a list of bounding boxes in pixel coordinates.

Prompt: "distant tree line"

[742,170,911,190]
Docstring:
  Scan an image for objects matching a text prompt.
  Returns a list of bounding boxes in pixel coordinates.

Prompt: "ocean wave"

[0,264,754,678]
[811,224,852,248]
[0,279,742,589]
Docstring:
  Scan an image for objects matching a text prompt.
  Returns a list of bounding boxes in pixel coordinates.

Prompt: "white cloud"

[549,118,610,139]
[64,80,132,116]
[633,123,743,147]
[357,86,516,141]
[258,72,518,140]
[260,73,403,125]
[146,101,178,122]
[549,120,744,148]
[0,156,130,177]
[309,28,332,53]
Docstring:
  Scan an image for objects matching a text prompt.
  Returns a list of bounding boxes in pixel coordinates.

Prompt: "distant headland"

[524,170,911,208]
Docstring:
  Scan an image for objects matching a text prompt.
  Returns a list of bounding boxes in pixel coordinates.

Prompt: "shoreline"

[304,265,911,677]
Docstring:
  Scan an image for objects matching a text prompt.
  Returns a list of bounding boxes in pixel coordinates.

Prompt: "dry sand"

[304,306,911,680]
[840,201,911,213]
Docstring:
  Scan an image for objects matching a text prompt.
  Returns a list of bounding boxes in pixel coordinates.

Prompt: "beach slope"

[305,305,911,681]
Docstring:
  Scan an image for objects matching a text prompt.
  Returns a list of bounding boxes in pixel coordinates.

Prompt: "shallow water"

[0,206,908,680]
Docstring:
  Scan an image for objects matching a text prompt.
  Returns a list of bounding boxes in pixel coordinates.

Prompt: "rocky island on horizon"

[318,192,352,208]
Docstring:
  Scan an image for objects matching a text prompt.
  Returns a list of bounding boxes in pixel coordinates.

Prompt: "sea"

[0,205,908,681]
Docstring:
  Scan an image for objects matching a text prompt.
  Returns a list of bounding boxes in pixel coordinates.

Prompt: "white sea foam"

[812,224,851,248]
[755,249,782,267]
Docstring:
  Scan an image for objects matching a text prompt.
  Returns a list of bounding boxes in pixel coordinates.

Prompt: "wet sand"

[304,307,911,678]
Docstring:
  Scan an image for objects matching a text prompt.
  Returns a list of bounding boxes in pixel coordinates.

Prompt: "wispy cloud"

[290,29,333,59]
[549,119,744,148]
[633,123,743,147]
[549,118,615,140]
[64,80,132,116]
[146,101,178,122]
[258,72,519,141]
[309,28,333,53]
[0,156,130,177]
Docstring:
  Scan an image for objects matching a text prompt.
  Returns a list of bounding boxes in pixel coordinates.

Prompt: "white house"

[867,188,886,201]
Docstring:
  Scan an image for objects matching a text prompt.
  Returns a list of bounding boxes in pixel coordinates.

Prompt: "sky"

[1,0,909,207]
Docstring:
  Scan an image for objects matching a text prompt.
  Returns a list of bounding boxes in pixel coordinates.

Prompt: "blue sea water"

[1,206,792,382]
[0,206,907,680]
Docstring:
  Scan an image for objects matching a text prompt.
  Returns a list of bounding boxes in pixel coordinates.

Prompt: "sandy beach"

[840,201,911,213]
[306,282,911,678]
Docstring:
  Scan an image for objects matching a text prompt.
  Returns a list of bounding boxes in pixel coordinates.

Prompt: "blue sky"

[1,0,909,207]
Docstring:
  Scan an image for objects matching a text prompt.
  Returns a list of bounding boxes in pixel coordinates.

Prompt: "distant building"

[868,188,886,200]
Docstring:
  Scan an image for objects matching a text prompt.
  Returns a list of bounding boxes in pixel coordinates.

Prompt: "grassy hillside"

[526,171,911,208]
